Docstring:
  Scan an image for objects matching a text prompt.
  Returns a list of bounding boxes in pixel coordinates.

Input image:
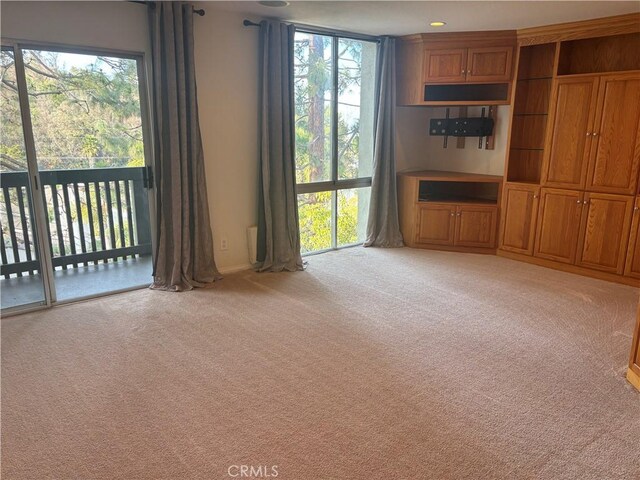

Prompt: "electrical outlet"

[220,237,229,251]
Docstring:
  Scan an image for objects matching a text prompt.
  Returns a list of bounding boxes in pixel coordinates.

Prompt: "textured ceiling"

[203,1,640,36]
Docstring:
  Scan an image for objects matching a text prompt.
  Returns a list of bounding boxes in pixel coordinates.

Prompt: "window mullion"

[331,36,339,249]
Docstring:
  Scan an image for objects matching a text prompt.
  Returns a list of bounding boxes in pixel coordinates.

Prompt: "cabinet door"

[454,205,497,248]
[465,47,513,82]
[499,183,540,255]
[542,77,599,189]
[576,193,633,274]
[624,198,640,278]
[416,204,456,245]
[423,49,467,83]
[534,188,583,264]
[586,74,640,195]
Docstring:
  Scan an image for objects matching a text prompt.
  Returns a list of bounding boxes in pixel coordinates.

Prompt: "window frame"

[293,27,379,253]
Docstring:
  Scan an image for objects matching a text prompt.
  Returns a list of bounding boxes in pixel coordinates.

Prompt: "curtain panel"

[256,20,304,272]
[148,2,220,291]
[365,37,404,248]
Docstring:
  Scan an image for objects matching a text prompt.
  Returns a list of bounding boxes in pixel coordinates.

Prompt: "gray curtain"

[365,37,404,247]
[256,20,304,272]
[148,2,220,291]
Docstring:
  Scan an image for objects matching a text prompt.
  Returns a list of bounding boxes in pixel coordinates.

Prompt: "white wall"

[395,105,509,176]
[193,4,260,273]
[0,1,260,273]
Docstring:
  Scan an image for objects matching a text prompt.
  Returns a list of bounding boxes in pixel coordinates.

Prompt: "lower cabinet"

[455,205,498,248]
[625,198,640,278]
[416,204,456,245]
[533,188,583,264]
[500,185,638,282]
[576,193,633,274]
[499,183,539,255]
[416,203,497,249]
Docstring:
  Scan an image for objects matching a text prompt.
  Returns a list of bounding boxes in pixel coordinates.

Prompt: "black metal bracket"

[429,117,495,138]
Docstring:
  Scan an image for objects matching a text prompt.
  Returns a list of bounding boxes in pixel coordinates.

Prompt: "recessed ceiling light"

[259,1,290,7]
[430,21,447,27]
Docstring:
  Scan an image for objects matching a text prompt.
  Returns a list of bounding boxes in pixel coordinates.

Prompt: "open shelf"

[557,33,640,75]
[517,43,557,80]
[424,83,510,103]
[505,42,556,185]
[418,180,499,205]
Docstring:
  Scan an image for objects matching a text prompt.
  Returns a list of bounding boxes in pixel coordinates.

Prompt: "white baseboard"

[218,263,253,275]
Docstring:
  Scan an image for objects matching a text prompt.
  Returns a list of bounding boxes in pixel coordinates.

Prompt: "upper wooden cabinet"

[423,48,467,83]
[586,73,640,195]
[465,47,514,82]
[423,46,513,83]
[542,76,599,189]
[542,72,640,194]
[397,30,516,106]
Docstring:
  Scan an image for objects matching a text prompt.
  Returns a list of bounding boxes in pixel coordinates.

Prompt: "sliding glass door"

[0,43,153,313]
[0,47,48,309]
[293,31,377,254]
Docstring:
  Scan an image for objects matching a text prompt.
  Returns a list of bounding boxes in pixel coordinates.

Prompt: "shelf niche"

[418,180,499,205]
[557,32,640,75]
[506,42,557,184]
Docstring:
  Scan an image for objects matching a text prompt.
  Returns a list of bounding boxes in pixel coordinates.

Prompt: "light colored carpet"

[2,247,639,479]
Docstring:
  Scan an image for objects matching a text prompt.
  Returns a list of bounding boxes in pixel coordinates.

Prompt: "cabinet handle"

[533,194,539,199]
[450,212,455,216]
[592,132,599,137]
[586,132,591,136]
[583,200,589,205]
[456,212,461,216]
[576,200,582,204]
[634,207,639,212]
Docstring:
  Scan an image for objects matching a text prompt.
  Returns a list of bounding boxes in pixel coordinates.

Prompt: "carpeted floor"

[2,248,639,479]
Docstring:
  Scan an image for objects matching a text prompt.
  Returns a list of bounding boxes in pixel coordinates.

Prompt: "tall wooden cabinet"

[498,15,640,286]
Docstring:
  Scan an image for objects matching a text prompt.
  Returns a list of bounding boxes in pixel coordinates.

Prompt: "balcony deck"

[1,255,152,310]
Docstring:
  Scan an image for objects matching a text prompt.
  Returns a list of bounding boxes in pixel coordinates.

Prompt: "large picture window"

[293,31,377,254]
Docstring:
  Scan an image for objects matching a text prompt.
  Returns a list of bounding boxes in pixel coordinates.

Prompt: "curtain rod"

[130,1,205,16]
[242,18,380,42]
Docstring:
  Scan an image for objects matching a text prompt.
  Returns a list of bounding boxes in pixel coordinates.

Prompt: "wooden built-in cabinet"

[498,14,640,286]
[499,183,539,255]
[542,77,599,189]
[542,73,640,194]
[397,31,516,106]
[399,171,502,253]
[576,193,634,274]
[533,188,583,264]
[624,198,640,278]
[423,46,513,83]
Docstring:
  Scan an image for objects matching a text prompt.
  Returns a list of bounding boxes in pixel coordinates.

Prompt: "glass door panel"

[22,49,152,301]
[0,47,47,310]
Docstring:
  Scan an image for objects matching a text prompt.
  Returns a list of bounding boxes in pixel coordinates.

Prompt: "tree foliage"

[0,50,143,172]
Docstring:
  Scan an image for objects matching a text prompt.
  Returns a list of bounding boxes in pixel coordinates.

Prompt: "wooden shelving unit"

[506,42,556,184]
[499,13,640,288]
